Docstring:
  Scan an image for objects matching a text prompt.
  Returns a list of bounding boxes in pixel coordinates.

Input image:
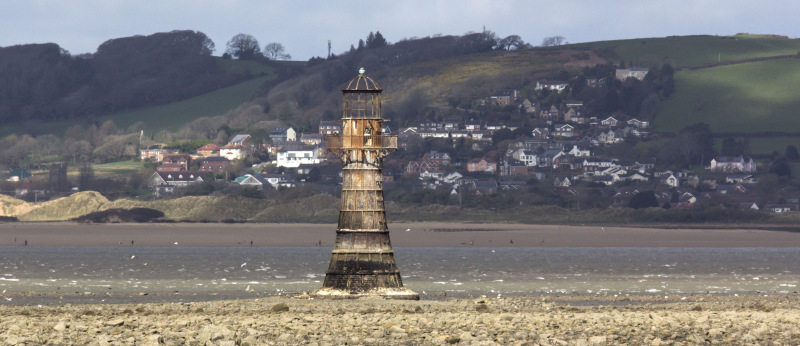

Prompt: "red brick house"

[196,144,220,158]
[199,156,230,172]
[467,158,497,173]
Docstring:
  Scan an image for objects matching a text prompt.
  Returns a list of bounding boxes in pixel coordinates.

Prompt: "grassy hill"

[655,59,800,132]
[574,34,800,68]
[576,35,800,154]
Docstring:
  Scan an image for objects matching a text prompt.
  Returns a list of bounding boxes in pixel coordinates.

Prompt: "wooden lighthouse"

[311,68,418,300]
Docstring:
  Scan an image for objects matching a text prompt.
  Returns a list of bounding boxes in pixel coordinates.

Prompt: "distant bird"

[405,228,411,232]
[173,242,179,245]
[241,262,247,267]
[130,255,136,260]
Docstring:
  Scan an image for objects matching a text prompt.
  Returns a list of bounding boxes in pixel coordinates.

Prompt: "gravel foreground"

[1,293,800,345]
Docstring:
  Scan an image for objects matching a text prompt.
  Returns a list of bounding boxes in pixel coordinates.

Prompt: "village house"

[627,118,650,129]
[518,150,539,167]
[531,128,549,140]
[270,127,296,142]
[237,173,295,190]
[140,145,179,162]
[196,143,220,158]
[318,121,341,135]
[406,161,441,174]
[465,120,482,131]
[276,146,322,168]
[521,99,536,113]
[422,151,451,166]
[467,157,497,173]
[198,156,230,172]
[219,144,245,160]
[600,117,619,127]
[162,154,191,169]
[553,124,575,138]
[535,81,568,91]
[764,204,799,213]
[500,160,530,176]
[443,117,462,129]
[300,133,324,145]
[709,156,757,173]
[615,68,649,81]
[148,171,206,196]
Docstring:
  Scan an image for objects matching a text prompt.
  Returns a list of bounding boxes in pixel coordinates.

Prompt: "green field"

[655,59,800,134]
[746,137,800,155]
[574,35,800,68]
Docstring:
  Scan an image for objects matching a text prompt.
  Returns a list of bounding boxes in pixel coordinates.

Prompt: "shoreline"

[1,293,799,344]
[2,221,800,248]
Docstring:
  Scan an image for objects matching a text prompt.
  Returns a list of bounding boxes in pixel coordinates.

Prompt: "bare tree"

[225,34,261,60]
[541,35,566,47]
[263,42,292,60]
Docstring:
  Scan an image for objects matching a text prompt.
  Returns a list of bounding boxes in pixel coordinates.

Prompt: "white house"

[219,144,246,160]
[709,156,756,173]
[276,147,321,168]
[148,171,206,196]
[237,173,295,189]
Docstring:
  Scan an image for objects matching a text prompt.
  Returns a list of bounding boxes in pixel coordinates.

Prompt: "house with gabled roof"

[319,121,341,135]
[276,146,321,168]
[229,134,251,146]
[531,127,549,140]
[199,156,230,172]
[300,133,324,145]
[521,99,536,113]
[600,117,619,127]
[270,127,296,142]
[140,145,179,162]
[196,143,220,158]
[465,120,482,131]
[627,118,649,129]
[553,124,575,138]
[616,68,649,81]
[710,156,756,173]
[237,173,295,190]
[148,171,207,196]
[423,151,451,166]
[467,157,497,173]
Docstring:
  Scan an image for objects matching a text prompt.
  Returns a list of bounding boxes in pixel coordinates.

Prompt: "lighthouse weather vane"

[311,68,418,299]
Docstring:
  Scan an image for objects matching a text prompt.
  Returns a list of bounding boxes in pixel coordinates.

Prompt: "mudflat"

[1,222,799,247]
[1,294,799,344]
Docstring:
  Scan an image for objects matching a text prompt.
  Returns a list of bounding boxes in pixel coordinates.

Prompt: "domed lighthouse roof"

[342,68,382,92]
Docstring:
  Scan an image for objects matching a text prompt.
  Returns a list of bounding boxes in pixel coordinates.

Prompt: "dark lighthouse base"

[310,250,419,300]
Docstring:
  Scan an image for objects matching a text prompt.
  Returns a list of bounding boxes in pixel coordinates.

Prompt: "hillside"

[2,191,798,225]
[0,31,250,126]
[574,34,800,68]
[655,59,800,134]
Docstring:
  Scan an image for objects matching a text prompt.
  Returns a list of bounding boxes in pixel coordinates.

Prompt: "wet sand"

[1,294,800,344]
[1,221,799,248]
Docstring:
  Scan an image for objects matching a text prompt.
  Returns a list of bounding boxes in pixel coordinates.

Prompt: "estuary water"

[1,246,798,297]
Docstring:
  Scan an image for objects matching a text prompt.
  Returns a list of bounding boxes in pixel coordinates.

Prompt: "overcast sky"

[1,0,799,60]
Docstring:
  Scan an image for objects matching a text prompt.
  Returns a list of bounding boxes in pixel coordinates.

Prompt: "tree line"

[0,30,252,126]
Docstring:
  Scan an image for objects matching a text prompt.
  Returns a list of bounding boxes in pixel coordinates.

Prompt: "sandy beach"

[1,221,800,248]
[1,293,800,344]
[2,222,800,344]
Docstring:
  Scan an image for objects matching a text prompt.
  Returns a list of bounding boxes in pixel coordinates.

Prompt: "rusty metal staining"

[311,69,418,300]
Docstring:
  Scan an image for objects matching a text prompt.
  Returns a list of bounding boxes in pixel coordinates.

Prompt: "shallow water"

[0,247,798,296]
